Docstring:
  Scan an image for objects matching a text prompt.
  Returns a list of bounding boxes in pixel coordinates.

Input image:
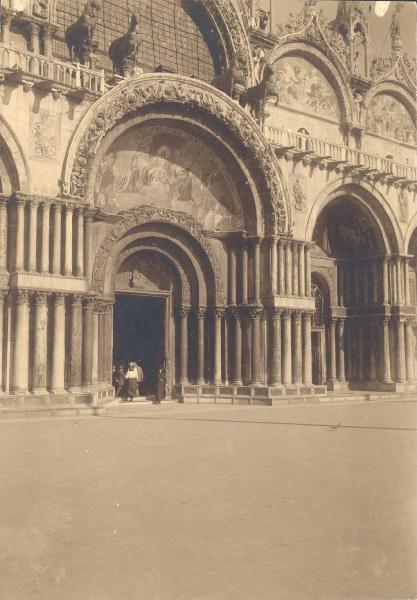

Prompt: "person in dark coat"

[154,367,166,404]
[114,365,125,399]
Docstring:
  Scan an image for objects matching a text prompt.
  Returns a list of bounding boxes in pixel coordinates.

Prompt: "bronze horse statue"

[108,13,142,77]
[211,52,246,100]
[65,0,101,65]
[240,64,279,125]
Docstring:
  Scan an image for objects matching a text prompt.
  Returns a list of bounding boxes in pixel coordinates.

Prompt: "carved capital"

[71,294,83,307]
[0,288,8,302]
[83,296,95,310]
[247,306,263,320]
[194,306,206,319]
[269,307,282,320]
[212,306,226,319]
[54,292,66,305]
[177,306,191,319]
[282,309,292,320]
[33,291,49,305]
[15,289,31,304]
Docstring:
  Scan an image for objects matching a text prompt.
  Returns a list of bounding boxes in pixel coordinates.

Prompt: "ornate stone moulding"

[93,205,226,305]
[65,73,289,236]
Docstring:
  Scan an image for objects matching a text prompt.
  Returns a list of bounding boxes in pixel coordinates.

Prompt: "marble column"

[40,202,50,274]
[354,267,361,306]
[103,303,113,383]
[328,319,337,382]
[241,241,248,304]
[404,258,410,306]
[270,237,277,296]
[52,203,62,275]
[231,308,243,385]
[395,257,403,305]
[0,197,8,272]
[302,312,312,385]
[32,291,49,393]
[64,204,73,276]
[282,310,292,384]
[76,208,84,277]
[363,263,369,305]
[390,260,397,305]
[0,290,7,391]
[97,305,105,382]
[269,308,281,386]
[292,243,299,296]
[92,308,99,383]
[253,239,261,304]
[178,307,190,385]
[229,244,237,305]
[69,295,83,390]
[12,290,30,393]
[15,198,25,271]
[278,239,285,295]
[250,307,262,385]
[371,261,379,305]
[195,307,205,384]
[29,22,40,54]
[405,320,415,382]
[82,298,94,387]
[395,318,406,382]
[382,258,389,304]
[43,24,53,57]
[298,243,305,297]
[336,319,346,383]
[305,245,312,297]
[357,320,365,382]
[51,293,66,393]
[285,241,292,295]
[368,320,377,382]
[213,307,224,385]
[28,199,38,272]
[381,318,392,384]
[84,210,93,279]
[293,311,302,384]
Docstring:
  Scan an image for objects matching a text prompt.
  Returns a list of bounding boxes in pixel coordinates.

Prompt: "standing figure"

[114,365,125,399]
[135,360,144,395]
[124,361,139,401]
[154,367,166,404]
[65,0,101,65]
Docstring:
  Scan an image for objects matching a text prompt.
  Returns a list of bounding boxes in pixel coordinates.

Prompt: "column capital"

[269,307,282,319]
[302,311,313,321]
[246,306,263,320]
[15,196,27,209]
[293,310,302,322]
[0,196,9,209]
[15,289,31,304]
[212,306,226,319]
[71,294,83,307]
[85,208,96,222]
[194,306,207,318]
[177,306,191,318]
[83,296,96,310]
[282,309,292,320]
[40,199,52,211]
[231,306,243,321]
[0,288,8,301]
[33,291,50,305]
[64,203,74,212]
[53,202,63,212]
[54,292,66,305]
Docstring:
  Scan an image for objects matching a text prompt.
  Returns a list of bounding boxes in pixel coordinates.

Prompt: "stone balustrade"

[265,125,417,184]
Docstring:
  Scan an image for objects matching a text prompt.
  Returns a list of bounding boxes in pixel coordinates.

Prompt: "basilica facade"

[0,0,416,410]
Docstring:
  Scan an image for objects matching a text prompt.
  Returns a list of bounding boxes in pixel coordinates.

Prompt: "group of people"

[112,361,166,404]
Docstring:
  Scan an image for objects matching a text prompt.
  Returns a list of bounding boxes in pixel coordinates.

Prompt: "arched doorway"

[312,194,403,391]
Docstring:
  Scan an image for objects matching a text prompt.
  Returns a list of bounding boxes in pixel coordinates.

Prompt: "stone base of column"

[327,380,349,391]
[31,388,48,395]
[50,388,67,395]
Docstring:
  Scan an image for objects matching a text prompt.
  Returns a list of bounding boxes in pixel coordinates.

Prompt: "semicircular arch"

[63,73,290,235]
[0,115,30,193]
[306,178,402,255]
[362,82,416,126]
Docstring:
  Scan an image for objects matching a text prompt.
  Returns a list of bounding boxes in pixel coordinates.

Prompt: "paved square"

[1,400,416,600]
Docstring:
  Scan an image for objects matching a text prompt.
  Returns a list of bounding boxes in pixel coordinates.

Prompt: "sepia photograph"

[0,0,416,598]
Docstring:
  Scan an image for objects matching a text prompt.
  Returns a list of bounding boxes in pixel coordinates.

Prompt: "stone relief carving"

[399,187,409,223]
[93,205,225,304]
[30,112,59,160]
[68,75,289,234]
[291,176,307,212]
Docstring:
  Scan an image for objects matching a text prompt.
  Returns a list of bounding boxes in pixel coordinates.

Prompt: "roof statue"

[108,13,142,77]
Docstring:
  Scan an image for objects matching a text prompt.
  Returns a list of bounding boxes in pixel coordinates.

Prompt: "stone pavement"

[0,400,416,600]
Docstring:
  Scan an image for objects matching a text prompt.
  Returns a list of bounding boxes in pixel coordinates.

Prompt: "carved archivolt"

[93,205,226,304]
[112,245,192,306]
[65,73,289,235]
[361,81,416,124]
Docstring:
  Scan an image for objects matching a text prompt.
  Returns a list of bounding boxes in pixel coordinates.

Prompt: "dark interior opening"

[113,294,165,396]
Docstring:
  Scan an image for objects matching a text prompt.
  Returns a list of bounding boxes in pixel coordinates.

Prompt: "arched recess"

[63,73,290,235]
[94,206,224,306]
[266,42,354,124]
[362,83,416,144]
[306,179,402,255]
[0,116,30,193]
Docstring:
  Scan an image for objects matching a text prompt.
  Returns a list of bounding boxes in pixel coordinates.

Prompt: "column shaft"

[405,321,415,381]
[12,291,30,392]
[302,313,312,385]
[32,292,48,392]
[278,239,285,295]
[64,206,73,276]
[328,320,337,382]
[241,242,248,304]
[253,240,261,303]
[229,245,237,305]
[52,204,62,274]
[395,319,406,382]
[250,309,262,385]
[0,292,6,391]
[369,321,377,382]
[82,299,94,386]
[357,321,365,382]
[28,201,37,272]
[395,258,403,305]
[293,312,302,384]
[404,259,410,306]
[69,296,83,389]
[292,244,299,296]
[382,258,389,304]
[282,311,292,384]
[51,294,66,392]
[76,209,84,276]
[196,309,205,384]
[0,200,8,271]
[40,203,50,273]
[232,309,242,385]
[84,213,93,278]
[178,308,189,384]
[298,243,305,297]
[270,238,277,296]
[213,308,223,385]
[305,245,312,297]
[269,309,281,386]
[336,319,346,382]
[15,200,25,271]
[381,319,392,383]
[285,242,292,295]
